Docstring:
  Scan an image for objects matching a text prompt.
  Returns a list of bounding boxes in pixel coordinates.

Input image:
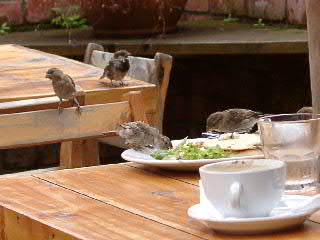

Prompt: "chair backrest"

[84,43,173,133]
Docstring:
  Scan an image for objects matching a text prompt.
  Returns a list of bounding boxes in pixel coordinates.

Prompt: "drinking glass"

[258,114,320,192]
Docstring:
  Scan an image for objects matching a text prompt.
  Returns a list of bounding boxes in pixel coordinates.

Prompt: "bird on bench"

[46,68,82,115]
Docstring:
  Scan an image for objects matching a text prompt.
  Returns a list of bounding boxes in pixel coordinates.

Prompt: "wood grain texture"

[122,91,147,122]
[60,139,100,169]
[0,177,199,240]
[0,102,130,148]
[0,44,157,169]
[34,164,320,239]
[0,44,155,103]
[0,97,72,114]
[89,49,172,133]
[126,162,200,185]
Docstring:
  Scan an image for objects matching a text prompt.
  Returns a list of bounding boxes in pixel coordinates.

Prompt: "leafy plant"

[0,23,11,35]
[254,18,266,27]
[51,5,88,29]
[223,14,239,23]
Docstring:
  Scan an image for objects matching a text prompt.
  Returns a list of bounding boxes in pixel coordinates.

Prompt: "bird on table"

[100,50,131,87]
[117,121,172,152]
[46,68,81,115]
[206,108,263,135]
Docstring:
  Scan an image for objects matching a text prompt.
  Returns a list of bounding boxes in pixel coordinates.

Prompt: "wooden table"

[0,163,320,240]
[0,44,157,168]
[0,44,156,105]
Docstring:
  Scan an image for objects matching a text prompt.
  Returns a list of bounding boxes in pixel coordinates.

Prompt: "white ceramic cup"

[199,159,286,218]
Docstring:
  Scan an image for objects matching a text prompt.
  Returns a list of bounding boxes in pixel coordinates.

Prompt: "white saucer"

[188,195,317,235]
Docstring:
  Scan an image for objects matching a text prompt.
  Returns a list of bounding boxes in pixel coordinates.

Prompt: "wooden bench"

[0,91,146,174]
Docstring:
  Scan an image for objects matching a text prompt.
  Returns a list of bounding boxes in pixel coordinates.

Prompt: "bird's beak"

[45,74,51,79]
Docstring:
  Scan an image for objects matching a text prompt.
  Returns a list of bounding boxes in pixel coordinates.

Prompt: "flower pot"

[80,0,187,37]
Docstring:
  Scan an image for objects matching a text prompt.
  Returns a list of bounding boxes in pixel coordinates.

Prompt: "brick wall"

[0,0,307,26]
[0,0,77,25]
[184,0,306,25]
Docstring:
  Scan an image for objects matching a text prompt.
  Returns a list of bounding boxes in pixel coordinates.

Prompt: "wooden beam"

[122,91,147,123]
[0,97,71,114]
[0,102,131,149]
[60,139,100,169]
[306,1,320,114]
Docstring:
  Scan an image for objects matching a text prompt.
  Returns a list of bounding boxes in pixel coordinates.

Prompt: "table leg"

[60,139,99,169]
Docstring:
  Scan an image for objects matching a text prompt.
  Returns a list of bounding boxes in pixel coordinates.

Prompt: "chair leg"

[60,139,99,169]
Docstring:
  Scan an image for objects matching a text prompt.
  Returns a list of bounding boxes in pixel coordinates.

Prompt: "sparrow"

[297,107,312,114]
[100,50,131,86]
[206,109,262,134]
[117,121,172,152]
[46,68,81,115]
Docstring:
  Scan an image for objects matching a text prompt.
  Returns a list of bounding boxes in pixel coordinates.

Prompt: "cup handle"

[230,182,242,209]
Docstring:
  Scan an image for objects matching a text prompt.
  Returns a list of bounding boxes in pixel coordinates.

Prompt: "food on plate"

[204,133,261,151]
[151,134,261,160]
[151,138,230,160]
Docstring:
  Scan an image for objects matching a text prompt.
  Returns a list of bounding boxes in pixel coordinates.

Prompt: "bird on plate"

[46,68,81,115]
[297,106,313,114]
[206,109,263,134]
[117,121,172,152]
[100,50,131,87]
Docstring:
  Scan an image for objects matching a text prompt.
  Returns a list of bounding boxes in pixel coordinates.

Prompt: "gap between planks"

[31,164,206,240]
[124,162,200,187]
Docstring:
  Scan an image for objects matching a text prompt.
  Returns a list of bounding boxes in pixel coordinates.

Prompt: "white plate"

[121,138,264,171]
[188,195,315,235]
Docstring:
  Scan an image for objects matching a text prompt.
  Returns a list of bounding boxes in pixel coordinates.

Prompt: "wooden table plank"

[34,164,320,239]
[0,44,156,103]
[126,162,200,186]
[0,176,201,240]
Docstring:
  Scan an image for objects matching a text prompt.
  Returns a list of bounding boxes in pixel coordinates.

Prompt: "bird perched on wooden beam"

[206,109,262,134]
[46,68,81,115]
[117,121,172,152]
[100,50,131,87]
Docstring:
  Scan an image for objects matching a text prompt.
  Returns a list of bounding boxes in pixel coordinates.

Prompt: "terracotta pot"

[80,0,187,37]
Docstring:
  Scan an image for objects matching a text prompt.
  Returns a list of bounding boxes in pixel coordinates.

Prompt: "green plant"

[223,14,239,23]
[0,23,11,35]
[254,18,266,27]
[51,5,88,29]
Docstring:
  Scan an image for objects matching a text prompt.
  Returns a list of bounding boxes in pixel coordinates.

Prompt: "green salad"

[151,139,230,160]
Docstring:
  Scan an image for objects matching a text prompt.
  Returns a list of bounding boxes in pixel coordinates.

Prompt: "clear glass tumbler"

[258,114,320,192]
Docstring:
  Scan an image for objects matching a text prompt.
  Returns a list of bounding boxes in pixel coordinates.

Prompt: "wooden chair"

[84,43,173,133]
[0,92,144,174]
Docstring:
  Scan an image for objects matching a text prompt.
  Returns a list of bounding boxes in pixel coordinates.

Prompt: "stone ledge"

[0,20,308,57]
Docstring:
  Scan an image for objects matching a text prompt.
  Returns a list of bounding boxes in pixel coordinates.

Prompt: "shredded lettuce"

[151,142,229,160]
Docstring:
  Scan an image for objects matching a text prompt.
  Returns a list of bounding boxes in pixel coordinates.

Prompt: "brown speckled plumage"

[206,109,261,133]
[46,68,81,114]
[100,50,131,86]
[118,121,172,151]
